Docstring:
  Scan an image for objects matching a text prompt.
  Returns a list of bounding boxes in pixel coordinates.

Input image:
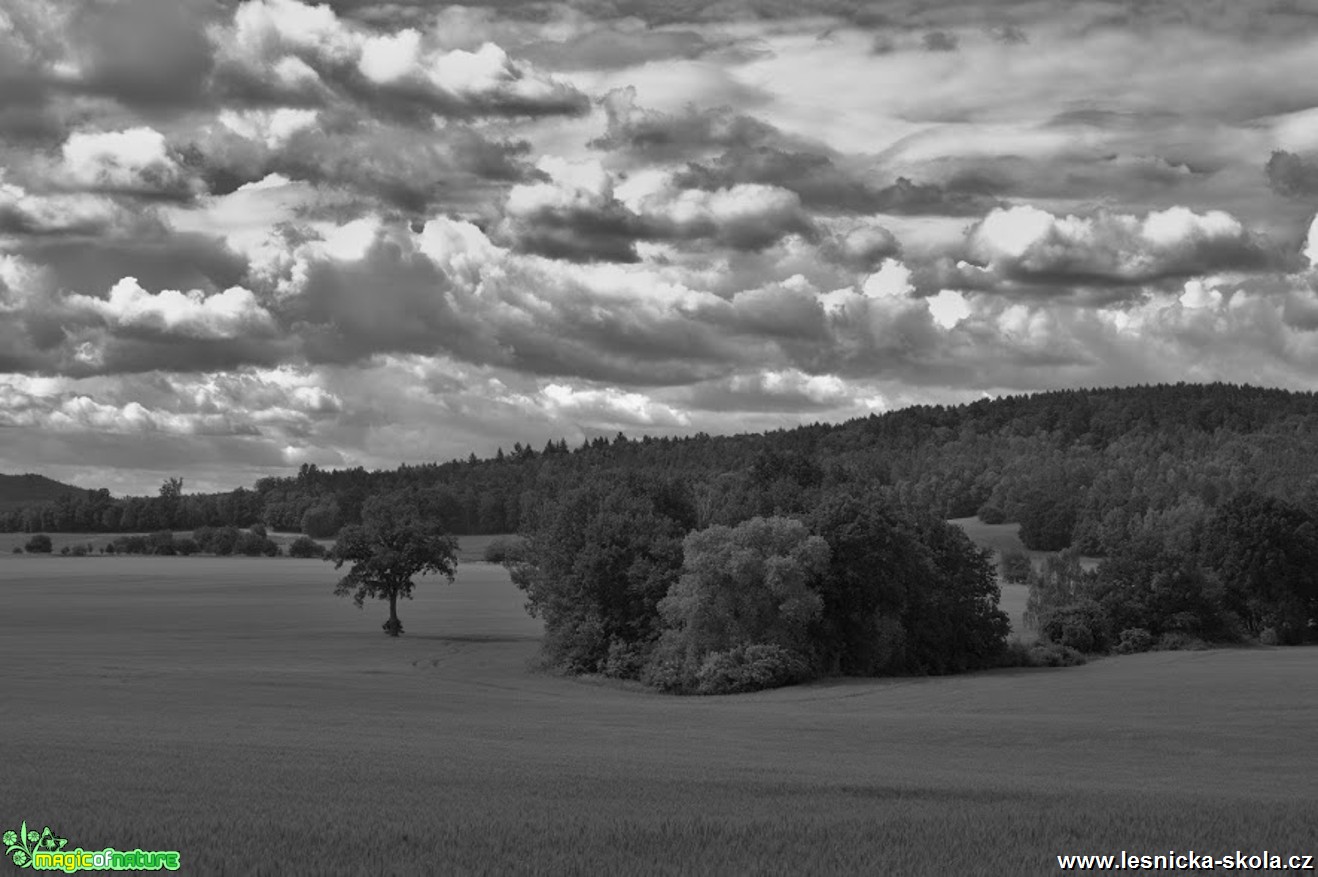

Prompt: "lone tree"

[326,491,459,636]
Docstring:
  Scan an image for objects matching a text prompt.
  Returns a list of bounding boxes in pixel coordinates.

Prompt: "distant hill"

[0,474,90,512]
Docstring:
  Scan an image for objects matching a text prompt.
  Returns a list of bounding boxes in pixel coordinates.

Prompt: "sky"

[3,0,1318,496]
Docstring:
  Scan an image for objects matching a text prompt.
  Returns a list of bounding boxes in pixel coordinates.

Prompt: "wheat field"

[1,555,1314,875]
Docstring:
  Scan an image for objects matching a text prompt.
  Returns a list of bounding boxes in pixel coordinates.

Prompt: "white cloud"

[60,127,191,196]
[66,277,277,339]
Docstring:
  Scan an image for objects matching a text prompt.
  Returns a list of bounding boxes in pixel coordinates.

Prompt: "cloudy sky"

[3,0,1318,494]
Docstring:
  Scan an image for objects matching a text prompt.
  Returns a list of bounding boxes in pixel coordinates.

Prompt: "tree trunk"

[384,589,403,637]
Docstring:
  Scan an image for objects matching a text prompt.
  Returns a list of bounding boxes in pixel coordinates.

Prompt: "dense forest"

[6,382,1317,683]
[6,382,1317,550]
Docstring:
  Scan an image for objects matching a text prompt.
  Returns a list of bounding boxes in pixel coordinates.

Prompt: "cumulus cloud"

[964,205,1281,286]
[210,0,589,120]
[497,158,817,261]
[64,277,278,340]
[59,127,200,201]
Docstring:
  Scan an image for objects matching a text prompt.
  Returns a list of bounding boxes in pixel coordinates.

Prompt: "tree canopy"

[327,491,459,636]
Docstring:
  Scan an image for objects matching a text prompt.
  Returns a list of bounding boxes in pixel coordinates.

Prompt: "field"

[2,555,1314,875]
[0,531,503,564]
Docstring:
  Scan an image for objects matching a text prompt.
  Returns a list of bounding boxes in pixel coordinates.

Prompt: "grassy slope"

[2,558,1314,875]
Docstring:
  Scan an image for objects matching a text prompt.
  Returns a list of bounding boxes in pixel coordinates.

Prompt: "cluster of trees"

[1026,492,1318,652]
[507,473,1012,693]
[6,384,1318,561]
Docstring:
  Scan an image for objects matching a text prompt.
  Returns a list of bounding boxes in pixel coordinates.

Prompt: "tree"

[646,516,830,692]
[301,502,340,538]
[24,534,52,554]
[327,491,459,636]
[1000,548,1032,584]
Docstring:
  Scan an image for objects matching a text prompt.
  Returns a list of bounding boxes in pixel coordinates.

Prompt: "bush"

[11,546,22,554]
[70,544,88,557]
[1027,641,1088,667]
[174,538,199,556]
[288,536,326,558]
[235,530,278,557]
[1156,631,1209,651]
[483,535,528,564]
[694,643,813,695]
[1037,599,1111,653]
[59,545,70,556]
[104,542,116,555]
[24,534,52,554]
[301,504,340,539]
[1000,548,1032,584]
[977,504,1006,525]
[249,523,267,539]
[1114,627,1155,654]
[997,639,1087,668]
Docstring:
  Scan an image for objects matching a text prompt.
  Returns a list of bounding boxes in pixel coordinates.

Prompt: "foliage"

[512,474,693,674]
[327,490,459,636]
[1201,492,1318,644]
[807,489,1010,676]
[300,502,340,538]
[1037,599,1110,653]
[24,534,52,553]
[288,536,327,558]
[693,643,814,695]
[647,516,829,692]
[999,548,1031,584]
[482,535,527,564]
[1114,628,1155,654]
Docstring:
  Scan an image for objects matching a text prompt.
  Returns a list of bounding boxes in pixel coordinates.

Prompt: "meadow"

[2,554,1315,875]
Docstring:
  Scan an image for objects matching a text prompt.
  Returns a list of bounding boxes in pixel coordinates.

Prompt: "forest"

[6,382,1317,688]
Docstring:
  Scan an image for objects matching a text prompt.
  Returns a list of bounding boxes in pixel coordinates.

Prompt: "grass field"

[0,531,503,564]
[2,556,1314,875]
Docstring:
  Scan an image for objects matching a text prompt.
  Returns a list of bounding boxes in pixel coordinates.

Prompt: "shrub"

[288,536,326,558]
[104,542,115,555]
[997,639,1088,668]
[602,638,649,680]
[24,534,53,554]
[234,530,277,557]
[59,545,70,555]
[1038,599,1111,653]
[483,535,528,564]
[1027,641,1088,667]
[301,504,340,539]
[694,643,813,695]
[977,504,1006,525]
[70,544,88,557]
[1259,627,1280,646]
[11,546,22,554]
[1114,627,1155,654]
[206,526,240,556]
[174,538,199,556]
[1157,631,1209,651]
[112,535,149,555]
[249,523,267,539]
[1000,548,1032,584]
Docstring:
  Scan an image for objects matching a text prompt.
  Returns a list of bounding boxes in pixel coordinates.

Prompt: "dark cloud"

[183,116,541,216]
[676,148,1000,216]
[18,228,248,298]
[1266,150,1318,199]
[589,87,780,159]
[68,0,219,110]
[922,30,959,51]
[520,26,714,70]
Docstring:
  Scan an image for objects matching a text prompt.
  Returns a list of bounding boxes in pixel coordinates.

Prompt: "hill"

[0,473,91,513]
